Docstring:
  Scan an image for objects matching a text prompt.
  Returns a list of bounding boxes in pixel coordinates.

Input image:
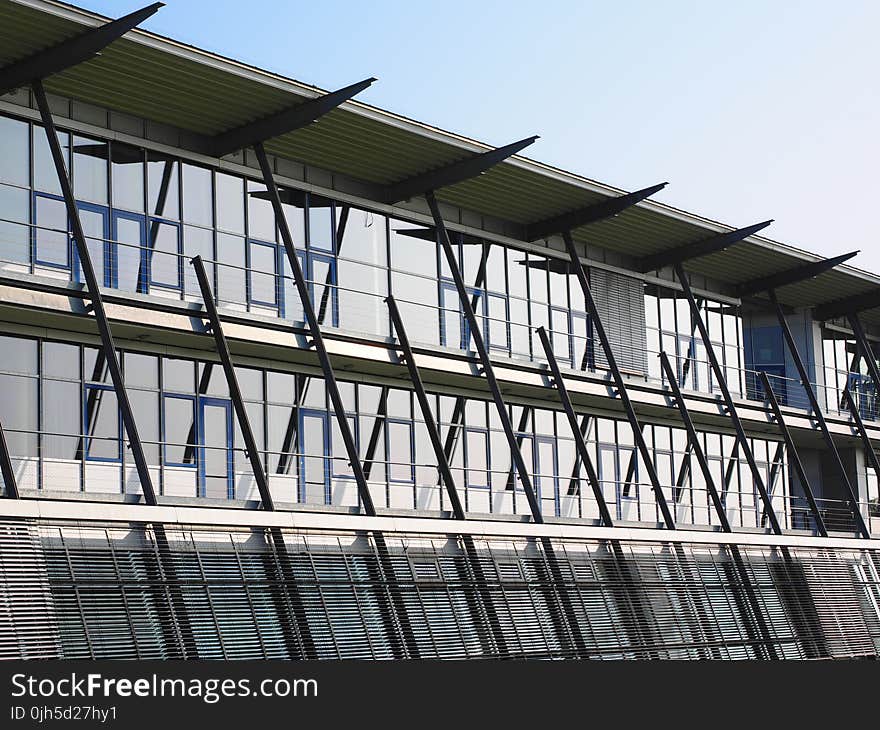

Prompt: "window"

[72,136,108,205]
[387,419,415,483]
[248,240,278,308]
[112,211,146,293]
[0,116,29,188]
[83,384,120,462]
[465,429,489,489]
[148,153,179,220]
[0,184,29,265]
[33,125,67,196]
[182,164,212,227]
[163,395,195,466]
[149,220,182,290]
[33,194,69,268]
[110,142,144,213]
[215,172,244,234]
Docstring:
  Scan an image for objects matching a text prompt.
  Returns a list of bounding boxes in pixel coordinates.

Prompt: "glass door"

[198,397,233,499]
[73,201,109,287]
[299,408,330,505]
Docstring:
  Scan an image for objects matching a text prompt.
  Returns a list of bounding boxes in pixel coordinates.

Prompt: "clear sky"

[74,0,880,272]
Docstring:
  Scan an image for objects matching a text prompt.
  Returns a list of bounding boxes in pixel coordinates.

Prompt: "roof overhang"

[2,0,879,327]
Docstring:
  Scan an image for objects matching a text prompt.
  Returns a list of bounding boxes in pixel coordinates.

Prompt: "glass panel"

[0,335,37,374]
[150,221,180,288]
[164,396,195,465]
[72,136,108,205]
[128,389,159,463]
[0,374,37,464]
[0,116,29,187]
[111,142,144,212]
[33,126,68,196]
[247,180,275,242]
[182,164,212,226]
[0,184,29,264]
[77,206,106,285]
[466,429,488,488]
[249,241,277,306]
[311,254,335,324]
[183,225,213,298]
[83,347,111,385]
[34,195,69,267]
[114,213,145,293]
[43,342,79,381]
[390,220,435,276]
[387,421,414,482]
[41,378,78,460]
[85,387,119,461]
[202,403,230,499]
[301,413,328,503]
[338,207,386,266]
[307,198,333,251]
[124,352,158,389]
[215,172,244,233]
[162,358,194,393]
[148,154,179,220]
[216,233,245,305]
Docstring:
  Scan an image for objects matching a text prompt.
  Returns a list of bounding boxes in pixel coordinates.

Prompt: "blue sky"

[77,0,880,272]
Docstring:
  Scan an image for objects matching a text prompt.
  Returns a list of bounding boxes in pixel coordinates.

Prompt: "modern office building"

[2,0,880,661]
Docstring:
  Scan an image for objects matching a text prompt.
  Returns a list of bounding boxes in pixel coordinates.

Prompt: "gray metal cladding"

[2,517,880,660]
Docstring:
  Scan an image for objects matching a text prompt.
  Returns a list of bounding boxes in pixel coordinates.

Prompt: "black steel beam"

[814,288,880,322]
[524,183,667,242]
[736,251,858,298]
[566,414,593,497]
[212,78,375,157]
[769,290,868,537]
[635,220,773,274]
[848,313,880,403]
[0,4,162,95]
[563,231,675,529]
[387,295,466,520]
[659,351,731,532]
[536,326,613,526]
[673,262,781,534]
[190,255,274,511]
[253,141,375,515]
[758,371,828,537]
[33,80,158,506]
[844,388,880,494]
[0,417,20,499]
[384,137,537,204]
[427,192,543,523]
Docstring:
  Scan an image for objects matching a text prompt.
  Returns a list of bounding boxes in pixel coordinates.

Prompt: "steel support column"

[673,262,781,534]
[659,352,731,532]
[426,191,543,523]
[387,295,510,655]
[0,418,20,499]
[536,326,613,526]
[563,231,675,529]
[843,389,880,504]
[253,143,417,657]
[848,313,880,406]
[33,80,157,506]
[387,295,465,520]
[190,255,274,511]
[768,290,868,537]
[253,142,374,515]
[758,372,828,537]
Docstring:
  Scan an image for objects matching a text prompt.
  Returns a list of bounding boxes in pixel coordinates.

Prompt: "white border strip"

[0,498,876,551]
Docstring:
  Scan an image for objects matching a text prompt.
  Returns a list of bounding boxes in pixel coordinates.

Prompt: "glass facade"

[0,111,766,394]
[0,110,876,534]
[0,331,798,529]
